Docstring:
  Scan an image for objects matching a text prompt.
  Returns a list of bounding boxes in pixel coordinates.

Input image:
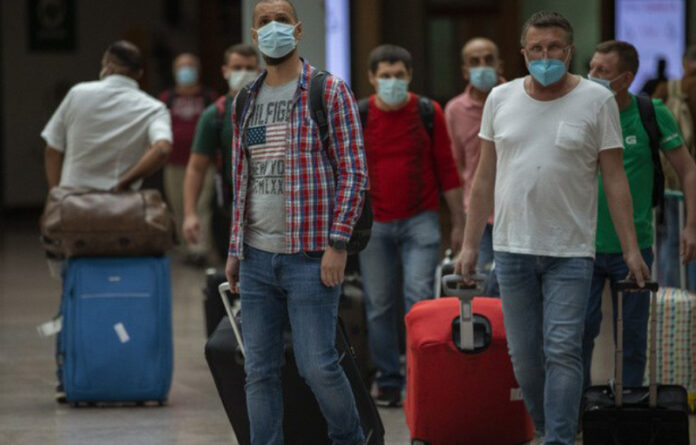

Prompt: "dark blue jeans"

[239,245,364,445]
[582,248,654,389]
[495,252,594,445]
[358,211,441,389]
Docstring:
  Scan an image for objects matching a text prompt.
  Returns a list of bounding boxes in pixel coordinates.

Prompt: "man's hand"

[225,255,240,293]
[454,244,478,281]
[321,247,347,287]
[681,224,696,264]
[183,214,202,245]
[623,249,650,288]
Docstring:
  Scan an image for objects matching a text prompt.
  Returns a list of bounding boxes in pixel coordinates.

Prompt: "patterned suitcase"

[648,194,696,411]
[646,286,696,411]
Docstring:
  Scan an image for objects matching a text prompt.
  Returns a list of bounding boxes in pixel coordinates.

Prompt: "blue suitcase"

[58,256,173,403]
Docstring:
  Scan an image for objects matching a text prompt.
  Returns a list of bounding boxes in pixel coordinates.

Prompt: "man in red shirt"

[359,44,463,407]
[158,52,217,265]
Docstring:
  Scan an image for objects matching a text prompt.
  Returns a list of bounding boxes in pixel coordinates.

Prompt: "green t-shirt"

[596,95,683,253]
[191,94,234,185]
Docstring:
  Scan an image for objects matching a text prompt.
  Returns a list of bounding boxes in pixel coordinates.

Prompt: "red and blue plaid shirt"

[228,59,368,258]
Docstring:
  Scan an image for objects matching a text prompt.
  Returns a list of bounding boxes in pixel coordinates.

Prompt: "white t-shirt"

[41,75,172,190]
[479,77,623,258]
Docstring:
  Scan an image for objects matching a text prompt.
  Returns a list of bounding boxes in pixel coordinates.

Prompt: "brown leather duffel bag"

[40,187,176,259]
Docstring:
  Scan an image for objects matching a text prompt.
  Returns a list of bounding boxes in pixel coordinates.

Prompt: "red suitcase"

[404,275,533,445]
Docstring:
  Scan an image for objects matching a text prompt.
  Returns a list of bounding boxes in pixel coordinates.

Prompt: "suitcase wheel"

[411,440,430,445]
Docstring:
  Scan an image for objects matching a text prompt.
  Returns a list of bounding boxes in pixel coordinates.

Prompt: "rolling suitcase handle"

[614,279,659,407]
[442,274,487,352]
[218,282,245,357]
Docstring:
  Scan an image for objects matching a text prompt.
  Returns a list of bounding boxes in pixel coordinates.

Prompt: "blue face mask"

[377,78,409,107]
[588,73,625,95]
[587,75,612,90]
[468,67,498,92]
[528,58,567,87]
[256,21,298,59]
[175,66,198,86]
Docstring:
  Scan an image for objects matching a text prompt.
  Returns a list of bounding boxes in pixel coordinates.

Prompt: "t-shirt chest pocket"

[555,121,589,151]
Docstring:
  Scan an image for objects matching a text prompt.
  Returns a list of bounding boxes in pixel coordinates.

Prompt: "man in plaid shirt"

[224,1,367,444]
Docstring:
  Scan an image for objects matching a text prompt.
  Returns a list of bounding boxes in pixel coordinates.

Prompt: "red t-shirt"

[363,93,460,222]
[158,88,217,166]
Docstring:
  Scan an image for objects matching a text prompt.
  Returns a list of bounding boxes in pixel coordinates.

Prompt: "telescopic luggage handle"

[442,274,488,352]
[613,279,659,408]
[218,282,244,357]
[441,273,487,300]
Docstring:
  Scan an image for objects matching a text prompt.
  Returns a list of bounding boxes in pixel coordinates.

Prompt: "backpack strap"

[309,70,330,151]
[417,95,435,139]
[213,95,228,134]
[358,98,370,131]
[636,93,665,214]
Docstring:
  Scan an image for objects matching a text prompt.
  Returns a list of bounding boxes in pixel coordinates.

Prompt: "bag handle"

[218,282,244,356]
[614,279,659,407]
[442,273,487,351]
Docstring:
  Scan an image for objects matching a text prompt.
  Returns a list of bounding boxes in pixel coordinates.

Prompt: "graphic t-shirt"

[595,95,683,253]
[243,79,297,253]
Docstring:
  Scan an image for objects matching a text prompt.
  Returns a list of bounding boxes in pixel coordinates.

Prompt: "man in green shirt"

[582,40,696,389]
[183,44,260,260]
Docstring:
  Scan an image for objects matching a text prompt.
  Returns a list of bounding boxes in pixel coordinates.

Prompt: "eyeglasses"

[525,44,569,60]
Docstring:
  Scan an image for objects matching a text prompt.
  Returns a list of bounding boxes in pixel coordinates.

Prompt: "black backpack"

[235,71,372,254]
[635,93,666,222]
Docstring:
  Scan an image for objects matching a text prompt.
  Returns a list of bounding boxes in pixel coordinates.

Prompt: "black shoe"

[375,386,401,407]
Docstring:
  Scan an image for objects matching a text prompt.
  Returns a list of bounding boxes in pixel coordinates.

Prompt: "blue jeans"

[657,195,696,291]
[479,224,500,297]
[359,211,441,389]
[478,223,495,270]
[239,245,364,445]
[495,251,594,445]
[582,248,654,389]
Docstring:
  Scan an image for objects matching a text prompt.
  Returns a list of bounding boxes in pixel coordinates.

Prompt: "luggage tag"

[113,322,131,343]
[37,316,62,337]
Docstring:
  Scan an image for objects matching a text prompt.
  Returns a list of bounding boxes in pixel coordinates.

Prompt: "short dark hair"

[224,44,259,65]
[595,40,640,74]
[521,11,574,47]
[254,0,298,22]
[685,44,696,62]
[105,40,142,73]
[368,44,412,73]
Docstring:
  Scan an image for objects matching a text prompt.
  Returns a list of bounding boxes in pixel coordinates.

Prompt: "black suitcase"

[340,273,376,389]
[581,279,690,445]
[202,268,231,337]
[205,283,385,445]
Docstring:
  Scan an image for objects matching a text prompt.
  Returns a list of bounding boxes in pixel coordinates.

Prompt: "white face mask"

[227,70,258,91]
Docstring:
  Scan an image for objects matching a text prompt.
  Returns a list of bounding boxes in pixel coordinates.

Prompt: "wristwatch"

[329,239,348,251]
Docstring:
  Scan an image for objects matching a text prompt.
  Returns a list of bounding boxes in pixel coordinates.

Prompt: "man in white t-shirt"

[454,11,649,445]
[42,41,172,192]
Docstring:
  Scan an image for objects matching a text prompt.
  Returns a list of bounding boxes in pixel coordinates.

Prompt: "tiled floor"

[0,213,693,444]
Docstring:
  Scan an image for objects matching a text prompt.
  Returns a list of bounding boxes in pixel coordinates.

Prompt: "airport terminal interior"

[2,0,696,444]
[6,212,695,444]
